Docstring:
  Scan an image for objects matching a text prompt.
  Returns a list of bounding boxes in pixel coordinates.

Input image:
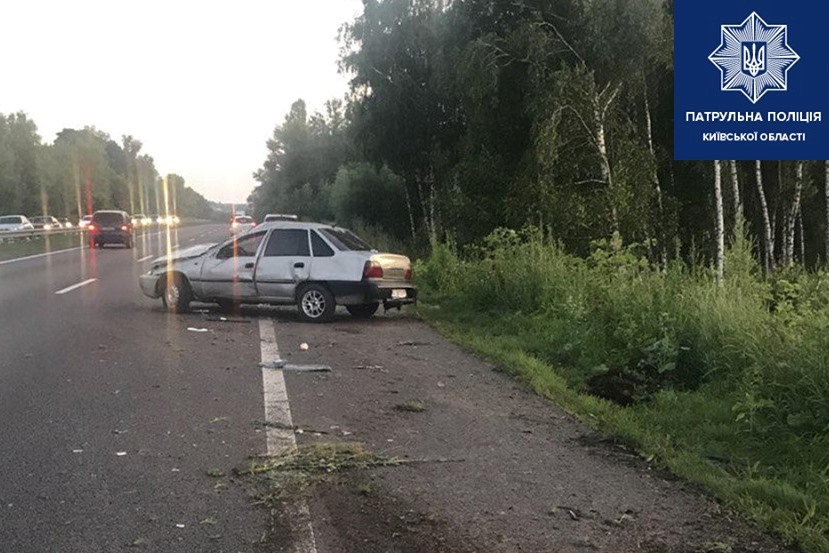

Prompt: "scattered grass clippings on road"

[394,400,428,413]
[239,442,407,506]
[206,467,225,478]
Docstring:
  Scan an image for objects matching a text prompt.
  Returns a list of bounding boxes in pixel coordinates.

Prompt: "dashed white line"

[258,319,319,553]
[137,255,153,262]
[55,278,98,295]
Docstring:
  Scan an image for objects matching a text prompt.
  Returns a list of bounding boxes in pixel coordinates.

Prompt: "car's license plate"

[102,227,114,231]
[391,289,407,299]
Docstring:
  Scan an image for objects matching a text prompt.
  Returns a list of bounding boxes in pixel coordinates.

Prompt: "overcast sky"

[0,0,363,203]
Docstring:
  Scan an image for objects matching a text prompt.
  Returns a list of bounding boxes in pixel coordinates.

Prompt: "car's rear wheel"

[297,284,335,323]
[346,303,380,319]
[162,273,192,313]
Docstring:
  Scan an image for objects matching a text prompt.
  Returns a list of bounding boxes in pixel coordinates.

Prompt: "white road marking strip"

[137,255,153,262]
[0,246,84,266]
[55,278,98,295]
[258,319,319,553]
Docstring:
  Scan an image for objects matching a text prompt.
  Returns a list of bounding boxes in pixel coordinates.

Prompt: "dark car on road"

[89,210,133,249]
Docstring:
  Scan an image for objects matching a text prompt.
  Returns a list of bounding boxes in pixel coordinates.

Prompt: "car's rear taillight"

[121,225,129,231]
[88,225,97,232]
[363,260,383,279]
[404,268,412,280]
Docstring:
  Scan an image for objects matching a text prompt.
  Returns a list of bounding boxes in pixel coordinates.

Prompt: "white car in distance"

[0,215,35,232]
[230,215,256,234]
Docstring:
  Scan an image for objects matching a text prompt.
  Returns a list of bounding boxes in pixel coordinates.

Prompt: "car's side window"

[217,232,266,259]
[264,229,310,257]
[311,231,334,257]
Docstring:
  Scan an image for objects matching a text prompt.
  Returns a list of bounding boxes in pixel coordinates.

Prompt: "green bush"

[417,227,829,551]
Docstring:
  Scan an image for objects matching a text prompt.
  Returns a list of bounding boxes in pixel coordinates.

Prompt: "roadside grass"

[0,232,86,261]
[415,228,829,553]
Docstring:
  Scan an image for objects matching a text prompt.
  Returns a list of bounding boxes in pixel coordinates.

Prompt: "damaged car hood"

[151,243,216,268]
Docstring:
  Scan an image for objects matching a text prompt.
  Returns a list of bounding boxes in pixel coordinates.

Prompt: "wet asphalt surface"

[0,224,792,552]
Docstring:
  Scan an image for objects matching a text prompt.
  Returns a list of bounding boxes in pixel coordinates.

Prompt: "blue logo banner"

[674,1,829,160]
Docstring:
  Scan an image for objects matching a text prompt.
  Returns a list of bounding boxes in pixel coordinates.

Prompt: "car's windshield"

[0,216,22,224]
[319,228,372,251]
[92,212,124,226]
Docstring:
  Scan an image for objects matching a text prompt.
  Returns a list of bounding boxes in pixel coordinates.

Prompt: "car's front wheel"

[297,284,335,323]
[346,303,379,319]
[162,273,192,313]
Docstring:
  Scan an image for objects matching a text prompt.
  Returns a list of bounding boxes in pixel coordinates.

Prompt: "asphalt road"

[0,223,790,553]
[0,224,267,552]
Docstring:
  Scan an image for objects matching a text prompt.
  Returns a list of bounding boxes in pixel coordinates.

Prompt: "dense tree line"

[251,0,828,274]
[0,112,212,221]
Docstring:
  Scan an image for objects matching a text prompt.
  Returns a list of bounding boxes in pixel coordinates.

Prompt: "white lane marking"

[259,319,319,553]
[137,255,153,262]
[0,246,84,266]
[55,278,98,295]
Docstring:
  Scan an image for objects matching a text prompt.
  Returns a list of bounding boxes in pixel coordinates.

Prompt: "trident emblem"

[742,42,766,77]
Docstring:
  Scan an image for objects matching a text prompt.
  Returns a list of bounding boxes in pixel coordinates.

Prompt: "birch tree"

[784,161,804,268]
[755,160,774,273]
[714,160,725,286]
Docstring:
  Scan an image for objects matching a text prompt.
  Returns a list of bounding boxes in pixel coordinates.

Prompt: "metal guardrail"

[0,227,86,243]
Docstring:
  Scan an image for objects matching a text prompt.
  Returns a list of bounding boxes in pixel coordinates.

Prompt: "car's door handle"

[294,262,305,269]
[244,262,254,269]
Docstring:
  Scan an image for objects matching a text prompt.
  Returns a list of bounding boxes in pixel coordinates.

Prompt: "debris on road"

[394,400,428,413]
[352,364,385,371]
[175,523,185,529]
[204,317,250,324]
[280,364,331,373]
[396,340,433,347]
[116,451,127,456]
[259,361,332,373]
[299,342,310,351]
[187,327,209,333]
[72,449,83,454]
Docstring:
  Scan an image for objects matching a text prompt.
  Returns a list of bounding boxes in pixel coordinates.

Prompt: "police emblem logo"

[709,12,800,104]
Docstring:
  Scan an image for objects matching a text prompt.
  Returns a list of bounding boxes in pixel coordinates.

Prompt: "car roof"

[253,221,334,231]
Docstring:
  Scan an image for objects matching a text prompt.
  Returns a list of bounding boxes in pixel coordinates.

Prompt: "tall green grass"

[416,227,829,552]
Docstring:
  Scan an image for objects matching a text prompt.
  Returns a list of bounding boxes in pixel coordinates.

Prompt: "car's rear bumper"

[139,274,160,298]
[327,280,417,307]
[92,230,131,243]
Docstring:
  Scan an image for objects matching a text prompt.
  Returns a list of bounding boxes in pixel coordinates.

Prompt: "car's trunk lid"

[370,253,411,281]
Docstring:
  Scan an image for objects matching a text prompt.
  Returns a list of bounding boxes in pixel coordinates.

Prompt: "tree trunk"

[714,160,725,287]
[402,184,417,241]
[729,160,743,228]
[594,85,620,234]
[785,161,804,268]
[644,79,667,267]
[798,209,806,267]
[755,160,774,273]
[825,160,829,266]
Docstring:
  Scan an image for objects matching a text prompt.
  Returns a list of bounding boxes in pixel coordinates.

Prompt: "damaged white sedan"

[139,221,417,322]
